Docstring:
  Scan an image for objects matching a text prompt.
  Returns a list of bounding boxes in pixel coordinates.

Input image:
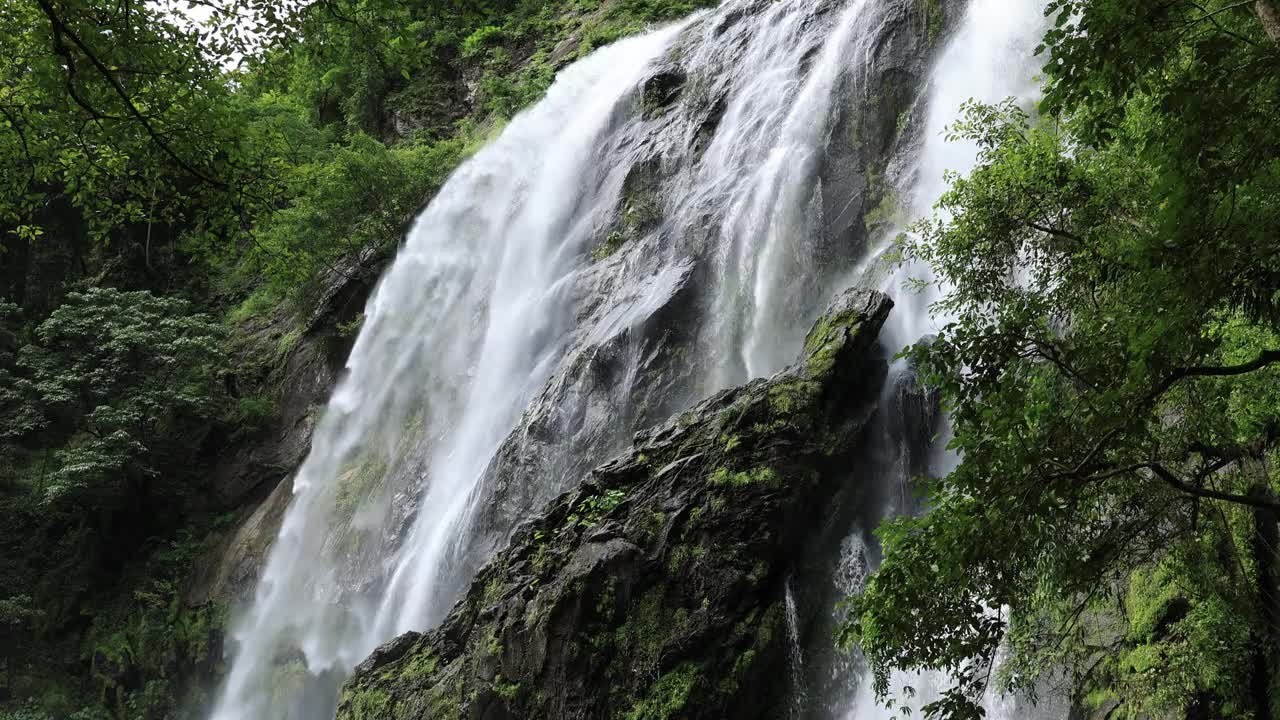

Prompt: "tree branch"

[1177,1,1258,41]
[1033,339,1098,392]
[1186,0,1263,45]
[1148,462,1280,511]
[33,0,229,189]
[1025,219,1084,244]
[0,105,38,192]
[1070,427,1124,476]
[1147,348,1280,403]
[1070,462,1152,484]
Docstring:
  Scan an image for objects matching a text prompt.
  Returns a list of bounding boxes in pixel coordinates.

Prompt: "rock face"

[334,288,892,720]
[187,268,375,608]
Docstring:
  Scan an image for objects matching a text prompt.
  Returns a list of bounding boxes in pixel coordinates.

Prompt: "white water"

[211,0,1059,718]
[697,0,874,384]
[870,0,1046,354]
[785,577,809,719]
[360,15,696,644]
[210,24,692,719]
[836,0,1055,718]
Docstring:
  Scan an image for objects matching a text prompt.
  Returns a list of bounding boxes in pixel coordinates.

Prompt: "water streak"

[683,0,890,388]
[833,1,1056,718]
[785,576,808,718]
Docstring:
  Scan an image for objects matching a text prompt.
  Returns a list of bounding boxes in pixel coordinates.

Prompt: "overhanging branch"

[1148,462,1280,511]
[34,0,229,189]
[1147,348,1280,403]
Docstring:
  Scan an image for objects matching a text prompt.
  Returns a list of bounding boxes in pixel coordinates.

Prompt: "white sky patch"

[147,0,263,68]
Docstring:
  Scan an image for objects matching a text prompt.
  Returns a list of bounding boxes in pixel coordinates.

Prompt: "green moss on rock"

[622,662,701,720]
[340,686,392,720]
[708,465,779,488]
[334,288,893,720]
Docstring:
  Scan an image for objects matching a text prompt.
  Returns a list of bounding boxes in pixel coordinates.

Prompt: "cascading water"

[694,0,876,385]
[211,0,1062,718]
[210,24,695,719]
[785,576,809,718]
[826,0,1058,718]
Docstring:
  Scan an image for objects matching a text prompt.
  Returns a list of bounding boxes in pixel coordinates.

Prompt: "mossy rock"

[335,289,893,720]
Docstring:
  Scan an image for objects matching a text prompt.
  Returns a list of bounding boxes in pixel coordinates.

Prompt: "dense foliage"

[844,1,1280,718]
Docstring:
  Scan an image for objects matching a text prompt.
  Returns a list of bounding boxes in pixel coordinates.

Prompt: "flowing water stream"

[212,1,1058,717]
[831,1,1056,716]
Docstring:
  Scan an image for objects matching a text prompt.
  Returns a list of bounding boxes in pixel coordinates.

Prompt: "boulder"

[335,288,892,720]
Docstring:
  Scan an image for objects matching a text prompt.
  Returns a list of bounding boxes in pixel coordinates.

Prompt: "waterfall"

[695,0,876,384]
[828,0,1056,718]
[210,0,1058,718]
[210,23,695,719]
[785,576,809,719]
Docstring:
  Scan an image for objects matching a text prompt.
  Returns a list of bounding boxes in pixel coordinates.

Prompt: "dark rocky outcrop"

[334,288,892,720]
[641,65,688,117]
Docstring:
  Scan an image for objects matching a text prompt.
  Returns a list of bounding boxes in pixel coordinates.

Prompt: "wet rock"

[386,71,470,142]
[642,65,688,117]
[335,288,893,720]
[185,474,295,607]
[690,94,727,159]
[817,0,950,277]
[1087,698,1121,720]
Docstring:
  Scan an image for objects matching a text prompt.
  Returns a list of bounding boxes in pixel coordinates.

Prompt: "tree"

[0,595,43,702]
[11,288,228,508]
[842,1,1280,717]
[0,0,279,241]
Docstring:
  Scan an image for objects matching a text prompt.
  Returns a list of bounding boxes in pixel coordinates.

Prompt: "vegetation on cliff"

[844,2,1280,718]
[0,0,713,716]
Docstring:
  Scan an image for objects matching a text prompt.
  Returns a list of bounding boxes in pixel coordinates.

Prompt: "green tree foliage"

[0,0,282,251]
[0,594,44,701]
[0,303,42,460]
[843,2,1280,718]
[8,288,227,504]
[3,0,721,311]
[0,289,230,715]
[249,133,469,302]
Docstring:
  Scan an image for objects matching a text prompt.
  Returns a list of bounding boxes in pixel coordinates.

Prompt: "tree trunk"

[1258,0,1280,44]
[1247,459,1279,720]
[0,637,9,703]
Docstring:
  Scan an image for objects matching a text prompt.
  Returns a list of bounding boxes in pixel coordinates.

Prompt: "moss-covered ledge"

[335,288,893,720]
